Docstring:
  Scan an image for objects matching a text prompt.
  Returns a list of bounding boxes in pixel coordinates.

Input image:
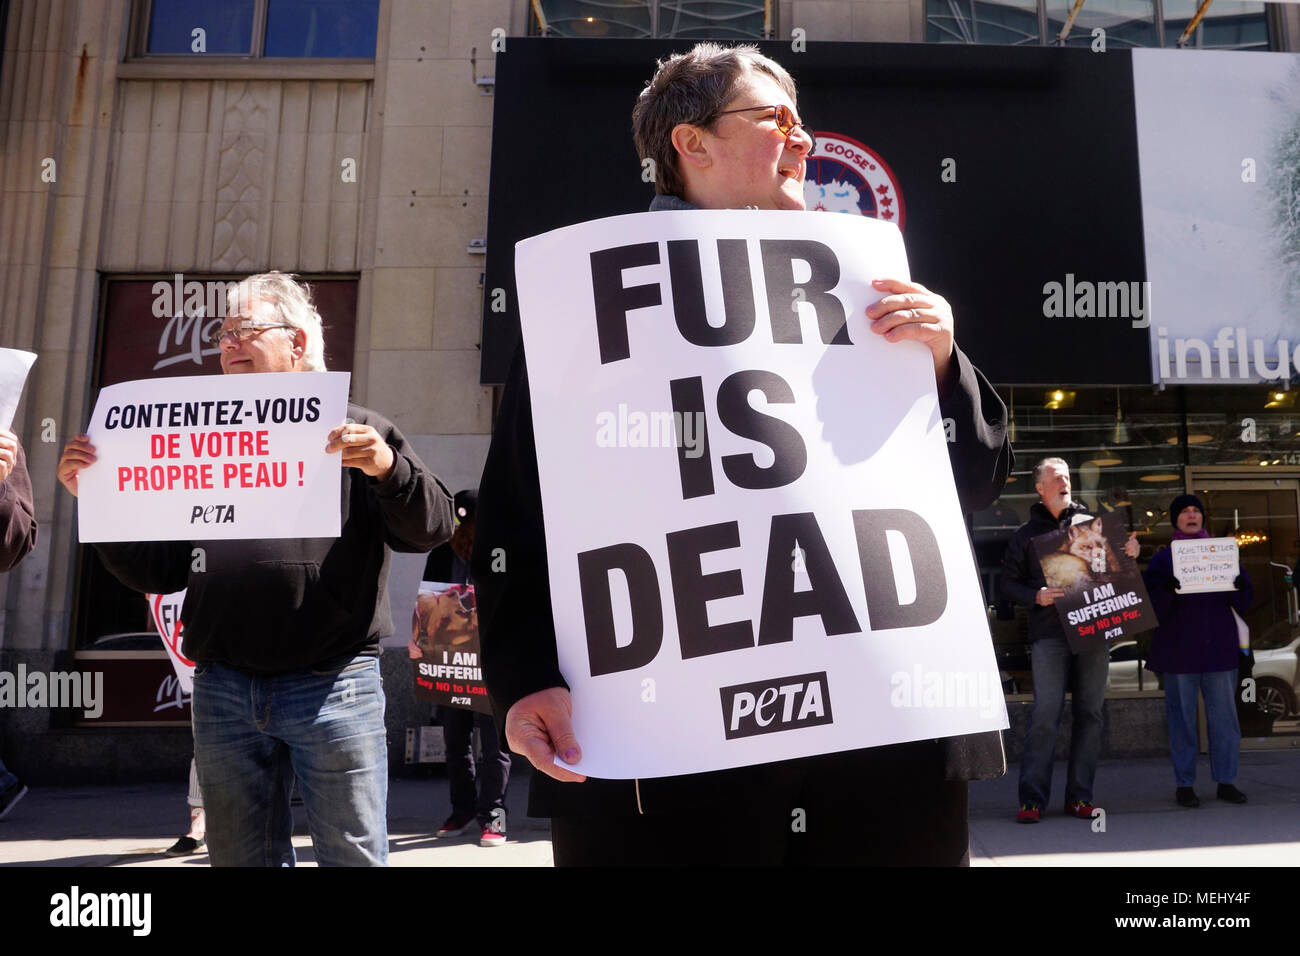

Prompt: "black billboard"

[481,38,1150,387]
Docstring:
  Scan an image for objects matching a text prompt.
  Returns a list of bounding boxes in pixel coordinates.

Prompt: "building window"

[927,0,1273,49]
[140,0,379,58]
[530,0,771,39]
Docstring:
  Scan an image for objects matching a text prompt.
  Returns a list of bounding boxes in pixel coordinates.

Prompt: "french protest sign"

[1172,537,1240,594]
[409,581,491,714]
[147,590,194,694]
[1031,511,1158,651]
[76,371,351,541]
[515,209,1008,779]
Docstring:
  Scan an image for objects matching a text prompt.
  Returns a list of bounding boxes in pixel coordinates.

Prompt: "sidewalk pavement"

[0,750,1296,866]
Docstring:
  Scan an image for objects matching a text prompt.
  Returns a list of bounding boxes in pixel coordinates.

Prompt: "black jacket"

[96,403,454,673]
[999,500,1093,643]
[0,443,36,572]
[473,208,1012,816]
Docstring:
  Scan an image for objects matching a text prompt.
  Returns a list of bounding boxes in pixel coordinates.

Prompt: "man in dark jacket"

[473,43,1011,865]
[57,272,454,865]
[1000,456,1139,823]
[0,427,37,820]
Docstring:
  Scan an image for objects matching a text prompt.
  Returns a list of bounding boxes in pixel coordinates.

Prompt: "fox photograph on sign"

[514,209,1008,779]
[1031,511,1158,651]
[409,581,490,714]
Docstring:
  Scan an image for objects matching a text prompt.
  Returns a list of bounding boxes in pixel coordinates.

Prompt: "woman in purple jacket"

[1143,494,1252,808]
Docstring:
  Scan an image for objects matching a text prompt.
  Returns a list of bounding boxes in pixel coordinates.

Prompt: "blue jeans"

[1018,636,1108,808]
[191,655,389,866]
[1163,670,1239,787]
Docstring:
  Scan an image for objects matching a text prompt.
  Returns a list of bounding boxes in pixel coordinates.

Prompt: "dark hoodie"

[999,499,1093,643]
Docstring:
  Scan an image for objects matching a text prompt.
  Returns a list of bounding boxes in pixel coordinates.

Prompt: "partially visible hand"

[1165,576,1182,593]
[57,435,97,498]
[867,278,955,383]
[0,428,18,484]
[326,423,395,480]
[1124,533,1140,559]
[1036,587,1066,607]
[1233,574,1246,590]
[505,687,586,783]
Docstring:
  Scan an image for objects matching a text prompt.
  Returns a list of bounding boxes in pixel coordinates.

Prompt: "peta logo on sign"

[719,671,833,740]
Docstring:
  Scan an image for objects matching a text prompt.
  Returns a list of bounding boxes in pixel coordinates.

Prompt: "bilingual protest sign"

[76,371,351,541]
[515,210,1008,779]
[147,590,194,694]
[1031,511,1158,652]
[1172,537,1240,594]
[409,581,491,714]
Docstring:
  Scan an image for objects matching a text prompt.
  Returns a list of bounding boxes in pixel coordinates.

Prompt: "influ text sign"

[77,371,351,541]
[515,210,1007,779]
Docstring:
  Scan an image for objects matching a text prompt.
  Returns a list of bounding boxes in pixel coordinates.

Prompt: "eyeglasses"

[206,322,295,347]
[713,104,815,152]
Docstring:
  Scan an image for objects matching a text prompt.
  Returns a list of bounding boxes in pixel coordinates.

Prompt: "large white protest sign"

[1172,537,1240,594]
[0,348,36,430]
[148,590,194,694]
[515,209,1007,779]
[77,371,351,541]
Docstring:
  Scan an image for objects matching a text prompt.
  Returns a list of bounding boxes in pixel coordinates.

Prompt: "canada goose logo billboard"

[804,132,906,232]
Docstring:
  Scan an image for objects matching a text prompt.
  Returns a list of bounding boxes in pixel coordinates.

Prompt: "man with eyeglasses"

[57,271,454,866]
[474,43,1011,865]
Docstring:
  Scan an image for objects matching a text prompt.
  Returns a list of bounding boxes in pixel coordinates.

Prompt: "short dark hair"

[632,42,797,198]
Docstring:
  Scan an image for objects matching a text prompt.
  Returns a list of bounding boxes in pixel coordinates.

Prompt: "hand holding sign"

[56,434,97,497]
[866,278,955,382]
[0,428,22,483]
[325,422,395,480]
[506,687,586,784]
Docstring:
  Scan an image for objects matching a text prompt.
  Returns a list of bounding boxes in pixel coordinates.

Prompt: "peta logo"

[719,671,832,739]
[50,886,151,936]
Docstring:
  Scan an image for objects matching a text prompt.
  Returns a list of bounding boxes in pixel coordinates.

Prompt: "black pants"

[550,741,969,866]
[441,708,511,825]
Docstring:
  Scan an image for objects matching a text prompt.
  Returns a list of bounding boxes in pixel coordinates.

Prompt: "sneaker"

[1016,804,1041,823]
[1064,800,1099,819]
[165,835,205,856]
[1217,783,1248,804]
[1175,787,1200,808]
[436,812,476,838]
[479,825,507,847]
[0,780,27,820]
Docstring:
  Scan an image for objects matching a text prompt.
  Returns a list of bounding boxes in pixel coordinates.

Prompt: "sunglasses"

[713,104,816,152]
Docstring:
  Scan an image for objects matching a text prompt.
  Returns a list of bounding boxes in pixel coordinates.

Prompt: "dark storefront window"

[531,0,770,38]
[928,0,1272,49]
[75,275,359,652]
[982,383,1300,709]
[141,0,378,57]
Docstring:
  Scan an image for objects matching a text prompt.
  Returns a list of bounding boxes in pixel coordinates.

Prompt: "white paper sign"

[77,371,351,541]
[148,590,194,694]
[1172,537,1240,593]
[0,348,37,430]
[515,209,1008,779]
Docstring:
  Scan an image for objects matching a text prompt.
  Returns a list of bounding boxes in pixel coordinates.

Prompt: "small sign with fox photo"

[1171,537,1240,594]
[1030,511,1158,651]
[408,581,492,714]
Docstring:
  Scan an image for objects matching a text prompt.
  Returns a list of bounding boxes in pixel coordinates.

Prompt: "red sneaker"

[1064,800,1099,819]
[436,812,476,838]
[1016,804,1041,823]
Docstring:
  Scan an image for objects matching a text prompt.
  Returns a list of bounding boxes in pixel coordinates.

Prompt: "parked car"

[1250,624,1300,720]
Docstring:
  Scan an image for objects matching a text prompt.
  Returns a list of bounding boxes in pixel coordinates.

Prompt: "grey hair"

[632,42,798,198]
[1032,457,1070,484]
[234,271,327,371]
